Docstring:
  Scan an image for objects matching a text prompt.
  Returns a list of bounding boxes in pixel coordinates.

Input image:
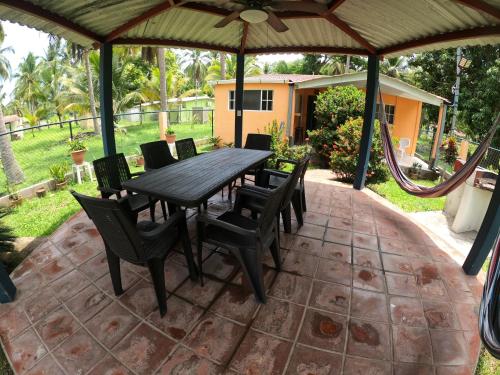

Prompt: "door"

[306,95,317,132]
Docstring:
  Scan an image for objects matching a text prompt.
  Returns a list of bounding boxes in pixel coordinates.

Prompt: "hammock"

[378,90,499,198]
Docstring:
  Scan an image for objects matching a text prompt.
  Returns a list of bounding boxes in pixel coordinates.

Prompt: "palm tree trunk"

[84,49,100,135]
[0,106,24,185]
[220,53,226,80]
[157,47,169,134]
[345,55,350,73]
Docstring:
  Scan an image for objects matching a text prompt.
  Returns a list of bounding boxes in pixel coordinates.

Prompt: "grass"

[0,120,212,192]
[475,348,500,375]
[368,177,446,212]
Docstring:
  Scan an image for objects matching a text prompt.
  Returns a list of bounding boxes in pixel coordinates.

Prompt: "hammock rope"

[378,89,499,198]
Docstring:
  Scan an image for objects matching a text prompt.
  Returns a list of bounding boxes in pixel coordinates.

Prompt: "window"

[376,104,395,124]
[228,90,274,111]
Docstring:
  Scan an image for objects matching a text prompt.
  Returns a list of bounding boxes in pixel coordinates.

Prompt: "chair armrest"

[197,213,256,237]
[97,186,122,198]
[130,171,145,177]
[237,185,272,198]
[275,158,297,169]
[263,169,290,179]
[137,211,185,241]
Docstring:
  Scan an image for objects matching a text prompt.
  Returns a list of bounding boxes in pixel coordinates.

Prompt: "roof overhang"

[296,72,448,106]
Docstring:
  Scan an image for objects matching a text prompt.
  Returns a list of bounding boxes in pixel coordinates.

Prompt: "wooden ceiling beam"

[245,45,368,55]
[453,0,500,20]
[379,25,500,55]
[0,0,103,43]
[323,14,376,54]
[327,0,347,13]
[240,22,249,54]
[113,37,239,53]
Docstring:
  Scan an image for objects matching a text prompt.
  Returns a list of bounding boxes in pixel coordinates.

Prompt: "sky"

[0,21,302,103]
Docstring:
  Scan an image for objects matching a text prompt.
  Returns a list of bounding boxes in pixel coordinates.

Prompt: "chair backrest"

[93,153,131,194]
[258,172,293,235]
[175,138,197,160]
[244,134,272,151]
[399,138,411,149]
[71,191,144,263]
[140,140,177,170]
[281,157,307,210]
[299,155,311,186]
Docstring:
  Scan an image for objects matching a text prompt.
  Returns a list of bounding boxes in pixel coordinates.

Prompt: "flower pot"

[35,187,47,198]
[136,156,145,167]
[9,196,23,207]
[409,171,419,179]
[165,134,176,144]
[0,262,16,303]
[71,149,87,165]
[56,181,67,190]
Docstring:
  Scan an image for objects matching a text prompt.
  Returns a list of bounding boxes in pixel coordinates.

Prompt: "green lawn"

[368,177,446,212]
[1,121,211,192]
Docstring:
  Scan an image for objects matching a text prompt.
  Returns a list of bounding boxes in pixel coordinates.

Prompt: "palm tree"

[206,54,261,80]
[380,57,407,78]
[14,52,41,115]
[0,26,24,185]
[83,49,100,134]
[182,49,209,92]
[220,53,226,80]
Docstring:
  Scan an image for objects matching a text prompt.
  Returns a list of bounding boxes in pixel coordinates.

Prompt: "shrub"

[306,127,336,166]
[49,162,69,183]
[330,117,389,183]
[68,139,86,152]
[440,136,458,165]
[264,120,289,167]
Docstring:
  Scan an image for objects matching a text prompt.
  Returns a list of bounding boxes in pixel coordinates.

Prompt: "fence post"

[211,109,214,137]
[69,121,74,140]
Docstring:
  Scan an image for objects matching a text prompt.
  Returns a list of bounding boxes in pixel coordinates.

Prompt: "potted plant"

[5,184,22,207]
[209,136,222,150]
[135,148,144,167]
[49,162,69,190]
[165,127,176,144]
[35,187,47,198]
[68,139,87,165]
[408,162,422,179]
[0,211,16,303]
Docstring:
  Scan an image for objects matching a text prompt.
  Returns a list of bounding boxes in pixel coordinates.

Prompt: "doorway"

[306,95,317,132]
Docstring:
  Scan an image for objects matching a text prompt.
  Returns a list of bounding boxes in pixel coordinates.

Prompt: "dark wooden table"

[122,148,273,208]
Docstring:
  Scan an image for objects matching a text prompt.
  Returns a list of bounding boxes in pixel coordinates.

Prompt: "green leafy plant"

[440,136,459,165]
[166,127,175,135]
[330,117,389,183]
[49,162,69,183]
[307,127,337,166]
[264,120,289,167]
[0,210,15,254]
[209,136,222,149]
[67,139,87,152]
[5,184,20,201]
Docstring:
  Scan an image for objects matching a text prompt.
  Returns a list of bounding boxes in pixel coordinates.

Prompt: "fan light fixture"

[240,9,268,24]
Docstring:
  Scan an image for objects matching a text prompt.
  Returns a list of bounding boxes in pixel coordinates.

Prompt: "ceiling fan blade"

[214,10,241,28]
[270,1,327,14]
[266,10,289,32]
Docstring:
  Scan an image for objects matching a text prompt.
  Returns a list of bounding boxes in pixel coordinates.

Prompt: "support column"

[234,53,244,148]
[463,180,500,275]
[99,42,116,156]
[430,104,447,169]
[354,55,379,190]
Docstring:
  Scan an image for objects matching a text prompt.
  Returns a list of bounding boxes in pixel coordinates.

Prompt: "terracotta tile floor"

[0,175,484,375]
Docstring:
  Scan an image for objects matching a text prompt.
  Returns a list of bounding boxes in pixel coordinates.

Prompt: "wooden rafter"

[113,37,239,53]
[240,22,249,54]
[0,0,102,43]
[106,1,180,42]
[379,26,500,55]
[323,13,376,54]
[453,0,500,20]
[327,0,347,13]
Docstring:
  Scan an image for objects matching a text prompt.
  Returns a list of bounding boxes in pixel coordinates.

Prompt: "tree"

[157,47,168,112]
[83,49,100,134]
[220,53,226,80]
[206,54,261,81]
[380,56,407,78]
[182,49,209,92]
[0,26,24,185]
[14,52,42,115]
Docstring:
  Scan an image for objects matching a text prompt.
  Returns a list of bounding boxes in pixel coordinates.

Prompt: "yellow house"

[213,73,447,155]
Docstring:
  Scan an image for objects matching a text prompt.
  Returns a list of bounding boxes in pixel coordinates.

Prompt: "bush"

[330,117,389,183]
[440,136,458,165]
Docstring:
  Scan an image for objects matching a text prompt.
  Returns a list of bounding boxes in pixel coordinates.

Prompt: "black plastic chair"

[175,138,198,161]
[242,133,272,186]
[266,155,310,226]
[93,153,167,222]
[71,191,197,317]
[140,140,177,170]
[196,172,292,302]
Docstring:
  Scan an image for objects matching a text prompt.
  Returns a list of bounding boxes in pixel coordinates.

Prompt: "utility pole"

[450,47,461,133]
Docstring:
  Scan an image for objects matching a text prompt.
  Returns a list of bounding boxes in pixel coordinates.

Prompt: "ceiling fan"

[211,0,327,32]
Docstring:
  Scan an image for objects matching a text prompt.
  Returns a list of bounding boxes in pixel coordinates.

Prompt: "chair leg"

[160,201,167,220]
[270,226,282,271]
[147,258,167,317]
[292,191,304,227]
[203,200,208,210]
[238,247,266,303]
[149,197,156,223]
[281,203,292,234]
[301,189,307,212]
[105,245,123,296]
[179,214,198,281]
[196,223,205,286]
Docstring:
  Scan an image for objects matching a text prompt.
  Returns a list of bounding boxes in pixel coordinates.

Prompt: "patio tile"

[23,288,60,323]
[352,220,376,235]
[435,365,475,375]
[454,303,479,331]
[158,347,224,374]
[324,228,352,245]
[309,204,330,216]
[419,276,449,300]
[55,234,88,255]
[231,265,276,291]
[405,243,431,259]
[79,252,110,280]
[10,258,36,280]
[422,300,460,329]
[316,258,352,286]
[352,233,378,251]
[87,354,132,375]
[352,267,386,292]
[95,269,140,296]
[211,283,259,324]
[119,279,158,318]
[65,242,101,266]
[3,328,47,374]
[321,242,352,263]
[309,280,350,315]
[393,325,432,364]
[290,236,323,256]
[342,356,392,374]
[351,289,388,322]
[298,308,347,352]
[430,330,469,366]
[30,243,63,268]
[327,216,352,231]
[347,319,391,360]
[296,223,325,239]
[113,323,175,375]
[282,250,319,277]
[379,237,407,256]
[253,298,304,339]
[330,207,351,219]
[202,252,239,281]
[35,307,79,349]
[13,272,45,301]
[303,212,329,226]
[175,277,225,308]
[353,247,381,269]
[65,284,112,322]
[24,355,64,375]
[463,330,481,366]
[389,296,426,327]
[270,272,312,305]
[377,225,401,239]
[164,264,190,292]
[39,256,74,284]
[0,305,30,340]
[52,329,106,375]
[86,301,140,350]
[394,363,434,375]
[185,312,246,364]
[230,330,292,374]
[385,273,419,297]
[286,344,342,375]
[381,253,413,274]
[50,269,90,301]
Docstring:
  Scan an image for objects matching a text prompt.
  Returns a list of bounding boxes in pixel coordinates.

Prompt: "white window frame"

[376,103,396,124]
[228,89,274,112]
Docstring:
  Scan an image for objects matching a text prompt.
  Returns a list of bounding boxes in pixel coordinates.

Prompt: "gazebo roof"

[0,0,498,56]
